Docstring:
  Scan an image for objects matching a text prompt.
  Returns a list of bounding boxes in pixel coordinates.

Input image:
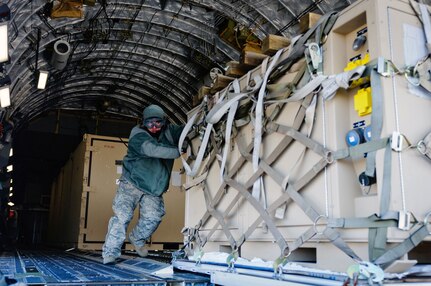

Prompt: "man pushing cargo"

[102,104,184,265]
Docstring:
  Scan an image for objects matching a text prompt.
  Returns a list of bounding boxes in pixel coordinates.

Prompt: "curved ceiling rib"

[2,0,355,132]
[17,81,186,124]
[12,70,196,120]
[18,72,189,114]
[10,46,202,118]
[22,89,182,122]
[5,1,238,129]
[8,7,236,74]
[11,49,201,95]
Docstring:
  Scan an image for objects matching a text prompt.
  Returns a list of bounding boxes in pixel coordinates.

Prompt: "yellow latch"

[361,53,370,65]
[344,53,370,71]
[354,87,372,116]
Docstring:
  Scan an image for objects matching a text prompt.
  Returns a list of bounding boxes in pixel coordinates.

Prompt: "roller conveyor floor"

[0,249,211,285]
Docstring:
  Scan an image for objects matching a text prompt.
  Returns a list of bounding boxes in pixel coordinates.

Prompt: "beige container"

[48,133,185,251]
[184,0,431,272]
[323,0,431,238]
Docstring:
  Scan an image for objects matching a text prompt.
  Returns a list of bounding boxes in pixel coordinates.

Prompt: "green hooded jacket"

[122,123,184,196]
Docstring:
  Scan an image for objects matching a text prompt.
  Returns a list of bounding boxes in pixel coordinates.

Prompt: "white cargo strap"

[192,78,287,248]
[264,71,319,198]
[327,213,399,229]
[267,123,330,158]
[252,48,283,200]
[371,140,411,261]
[319,65,367,101]
[205,76,262,125]
[373,222,430,266]
[179,113,214,177]
[269,11,339,82]
[288,226,318,253]
[379,141,393,216]
[366,67,384,177]
[264,65,366,105]
[267,67,366,218]
[179,89,231,177]
[219,79,242,182]
[246,139,363,263]
[241,95,316,190]
[332,136,402,262]
[333,137,390,161]
[262,74,323,210]
[332,136,401,262]
[183,171,208,191]
[265,74,326,104]
[278,156,362,263]
[282,93,317,194]
[367,62,398,260]
[225,178,290,253]
[178,89,240,177]
[206,95,316,250]
[323,228,362,262]
[238,160,327,251]
[201,193,243,247]
[204,73,263,182]
[201,182,237,250]
[333,137,396,261]
[369,227,388,261]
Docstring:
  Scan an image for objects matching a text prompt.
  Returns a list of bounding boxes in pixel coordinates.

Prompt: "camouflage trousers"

[102,178,165,259]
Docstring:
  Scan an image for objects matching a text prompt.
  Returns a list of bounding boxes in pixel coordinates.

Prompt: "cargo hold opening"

[3,110,186,254]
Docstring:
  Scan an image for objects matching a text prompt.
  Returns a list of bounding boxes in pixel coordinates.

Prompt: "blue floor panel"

[0,250,212,285]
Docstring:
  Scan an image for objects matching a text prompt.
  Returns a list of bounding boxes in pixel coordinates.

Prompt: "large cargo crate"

[48,133,185,251]
[182,0,431,272]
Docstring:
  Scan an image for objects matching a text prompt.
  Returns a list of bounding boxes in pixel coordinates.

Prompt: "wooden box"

[299,12,321,33]
[193,86,211,107]
[225,61,250,78]
[261,34,291,55]
[240,50,269,67]
[210,74,235,93]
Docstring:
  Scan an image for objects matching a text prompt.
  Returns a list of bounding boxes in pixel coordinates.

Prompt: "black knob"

[358,171,376,186]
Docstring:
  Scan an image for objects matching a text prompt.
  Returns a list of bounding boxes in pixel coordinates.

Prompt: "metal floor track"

[0,249,211,285]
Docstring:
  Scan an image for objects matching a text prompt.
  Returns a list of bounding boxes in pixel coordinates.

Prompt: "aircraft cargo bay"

[0,0,431,285]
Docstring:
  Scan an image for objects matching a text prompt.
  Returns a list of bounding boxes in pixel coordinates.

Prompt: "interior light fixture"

[37,70,49,89]
[0,85,10,107]
[9,148,12,157]
[0,75,11,107]
[7,202,14,207]
[0,23,8,63]
[9,192,13,197]
[6,164,12,172]
[0,3,10,64]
